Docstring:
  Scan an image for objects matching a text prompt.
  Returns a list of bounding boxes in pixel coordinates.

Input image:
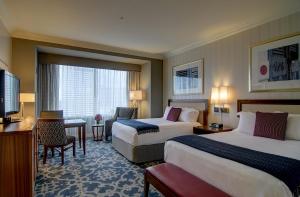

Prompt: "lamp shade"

[219,86,229,104]
[129,90,142,101]
[210,87,219,104]
[20,93,35,103]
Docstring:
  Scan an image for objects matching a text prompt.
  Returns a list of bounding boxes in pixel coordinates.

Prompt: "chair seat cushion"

[146,163,229,197]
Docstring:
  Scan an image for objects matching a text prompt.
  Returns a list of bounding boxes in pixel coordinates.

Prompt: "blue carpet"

[35,140,162,197]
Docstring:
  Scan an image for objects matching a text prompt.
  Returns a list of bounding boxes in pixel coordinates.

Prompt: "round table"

[92,123,104,141]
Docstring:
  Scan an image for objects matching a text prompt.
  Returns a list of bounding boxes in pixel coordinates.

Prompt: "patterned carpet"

[35,140,162,197]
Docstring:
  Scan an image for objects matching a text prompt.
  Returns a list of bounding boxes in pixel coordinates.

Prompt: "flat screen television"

[0,70,20,120]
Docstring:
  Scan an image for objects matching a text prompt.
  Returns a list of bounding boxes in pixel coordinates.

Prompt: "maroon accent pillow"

[167,107,182,122]
[253,112,288,140]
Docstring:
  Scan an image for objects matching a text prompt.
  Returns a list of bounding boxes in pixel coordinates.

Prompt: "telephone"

[209,123,223,128]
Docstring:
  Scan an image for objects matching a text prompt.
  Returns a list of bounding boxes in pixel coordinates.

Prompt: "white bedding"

[112,118,200,146]
[164,130,300,197]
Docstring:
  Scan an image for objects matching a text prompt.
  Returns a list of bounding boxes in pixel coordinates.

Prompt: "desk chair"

[40,110,63,119]
[37,119,75,165]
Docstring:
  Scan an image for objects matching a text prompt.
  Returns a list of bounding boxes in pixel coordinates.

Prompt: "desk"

[64,119,86,155]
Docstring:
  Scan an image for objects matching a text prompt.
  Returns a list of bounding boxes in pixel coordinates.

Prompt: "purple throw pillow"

[254,112,288,140]
[167,107,182,122]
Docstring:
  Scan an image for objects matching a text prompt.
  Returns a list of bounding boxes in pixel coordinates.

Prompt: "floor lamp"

[129,90,143,108]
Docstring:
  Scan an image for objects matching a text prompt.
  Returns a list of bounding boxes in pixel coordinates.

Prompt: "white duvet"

[164,131,300,197]
[112,118,200,146]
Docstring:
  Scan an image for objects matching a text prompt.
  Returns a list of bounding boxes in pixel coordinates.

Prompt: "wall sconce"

[210,86,230,113]
[210,86,230,127]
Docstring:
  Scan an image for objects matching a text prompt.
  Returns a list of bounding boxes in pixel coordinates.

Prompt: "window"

[58,65,128,118]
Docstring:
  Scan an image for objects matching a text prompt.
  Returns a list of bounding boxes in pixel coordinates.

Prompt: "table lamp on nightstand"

[20,93,35,119]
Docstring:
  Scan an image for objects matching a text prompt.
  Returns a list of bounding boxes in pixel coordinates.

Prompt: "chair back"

[116,107,138,119]
[37,119,67,146]
[40,110,63,119]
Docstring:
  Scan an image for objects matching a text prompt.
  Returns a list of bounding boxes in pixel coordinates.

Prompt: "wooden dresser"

[0,119,37,197]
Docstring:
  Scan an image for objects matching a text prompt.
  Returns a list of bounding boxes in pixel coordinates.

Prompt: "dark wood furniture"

[37,119,76,165]
[237,99,300,112]
[193,125,233,135]
[64,119,86,155]
[144,163,229,197]
[0,119,37,197]
[92,123,104,141]
[168,99,209,126]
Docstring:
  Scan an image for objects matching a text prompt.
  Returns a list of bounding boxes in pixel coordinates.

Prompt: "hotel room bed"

[165,131,300,197]
[112,99,208,163]
[164,99,300,197]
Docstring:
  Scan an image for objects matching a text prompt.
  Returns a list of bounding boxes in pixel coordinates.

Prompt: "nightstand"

[193,125,233,135]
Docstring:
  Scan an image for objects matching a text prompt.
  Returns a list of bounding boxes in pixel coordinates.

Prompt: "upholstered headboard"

[237,99,300,114]
[168,99,209,125]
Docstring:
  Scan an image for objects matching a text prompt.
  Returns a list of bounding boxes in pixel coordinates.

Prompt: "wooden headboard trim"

[168,99,209,126]
[237,99,300,112]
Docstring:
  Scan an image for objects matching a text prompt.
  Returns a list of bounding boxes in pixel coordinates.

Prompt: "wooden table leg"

[101,126,104,140]
[92,127,95,141]
[78,126,82,148]
[82,124,86,155]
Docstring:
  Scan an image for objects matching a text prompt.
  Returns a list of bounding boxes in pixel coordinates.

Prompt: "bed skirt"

[112,135,164,163]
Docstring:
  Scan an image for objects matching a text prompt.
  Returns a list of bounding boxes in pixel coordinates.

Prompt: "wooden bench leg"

[144,172,149,197]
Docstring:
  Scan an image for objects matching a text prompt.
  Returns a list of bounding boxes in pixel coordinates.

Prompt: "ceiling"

[0,0,300,57]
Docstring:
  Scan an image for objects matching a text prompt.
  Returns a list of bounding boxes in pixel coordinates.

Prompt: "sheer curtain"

[58,65,128,135]
[59,65,128,117]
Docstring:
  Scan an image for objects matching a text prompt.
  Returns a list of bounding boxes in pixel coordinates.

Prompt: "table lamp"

[20,93,35,119]
[129,90,143,108]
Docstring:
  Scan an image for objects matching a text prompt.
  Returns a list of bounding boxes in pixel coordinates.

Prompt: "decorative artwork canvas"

[250,34,300,92]
[173,59,203,95]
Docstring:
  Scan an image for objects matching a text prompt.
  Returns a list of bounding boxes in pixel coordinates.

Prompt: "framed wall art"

[173,59,203,95]
[249,33,300,92]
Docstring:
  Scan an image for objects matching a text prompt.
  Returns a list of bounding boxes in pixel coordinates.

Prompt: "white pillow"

[178,108,199,122]
[235,112,256,135]
[163,106,171,119]
[285,114,300,140]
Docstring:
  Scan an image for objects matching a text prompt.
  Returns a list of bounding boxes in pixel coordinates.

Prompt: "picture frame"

[173,59,204,95]
[249,32,300,92]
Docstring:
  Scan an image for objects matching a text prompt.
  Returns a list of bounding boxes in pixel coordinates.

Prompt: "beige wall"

[0,18,11,70]
[163,11,300,128]
[12,38,163,118]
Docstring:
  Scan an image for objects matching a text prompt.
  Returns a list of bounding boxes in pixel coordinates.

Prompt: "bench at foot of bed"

[144,163,230,197]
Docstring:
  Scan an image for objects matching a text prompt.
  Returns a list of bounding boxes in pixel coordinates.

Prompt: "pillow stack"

[162,106,199,122]
[236,111,300,141]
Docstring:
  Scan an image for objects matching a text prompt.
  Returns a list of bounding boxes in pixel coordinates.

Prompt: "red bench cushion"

[146,163,229,197]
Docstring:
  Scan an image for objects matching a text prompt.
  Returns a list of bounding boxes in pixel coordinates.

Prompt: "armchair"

[105,107,137,141]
